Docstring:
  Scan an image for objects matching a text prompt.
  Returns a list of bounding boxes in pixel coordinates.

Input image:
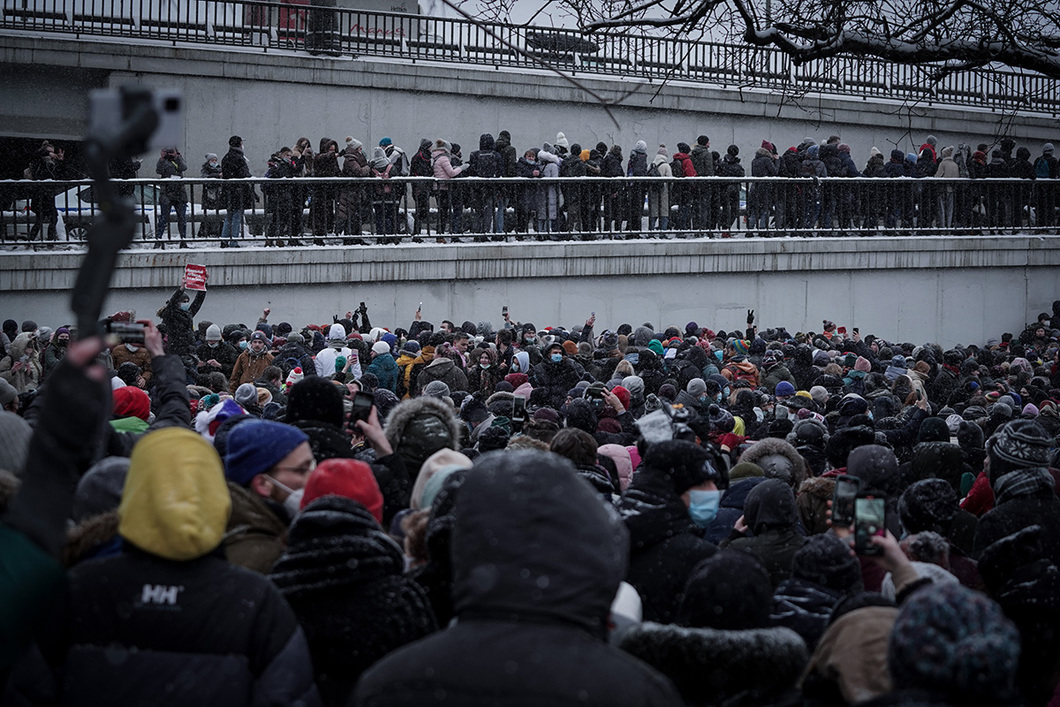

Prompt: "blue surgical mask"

[239,341,248,350]
[714,350,723,362]
[179,302,191,311]
[688,489,722,527]
[550,353,563,363]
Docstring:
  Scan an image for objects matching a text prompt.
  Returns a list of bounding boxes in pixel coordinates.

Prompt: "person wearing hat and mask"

[230,330,275,392]
[195,323,238,378]
[618,439,724,624]
[53,427,320,705]
[529,341,584,410]
[223,419,314,573]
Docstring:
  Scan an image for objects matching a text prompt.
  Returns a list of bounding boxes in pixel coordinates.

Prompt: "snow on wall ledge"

[2,235,1057,348]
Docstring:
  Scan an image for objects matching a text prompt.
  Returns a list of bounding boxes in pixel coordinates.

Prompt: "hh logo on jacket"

[139,584,184,606]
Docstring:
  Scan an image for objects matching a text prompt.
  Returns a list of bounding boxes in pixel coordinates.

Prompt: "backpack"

[647,161,660,177]
[670,158,685,177]
[474,150,503,179]
[1035,156,1052,179]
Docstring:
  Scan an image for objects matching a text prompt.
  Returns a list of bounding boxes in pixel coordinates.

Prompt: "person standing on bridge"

[311,138,340,244]
[154,147,188,249]
[221,135,254,248]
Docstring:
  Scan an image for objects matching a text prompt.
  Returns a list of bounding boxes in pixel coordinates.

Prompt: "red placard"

[184,264,208,291]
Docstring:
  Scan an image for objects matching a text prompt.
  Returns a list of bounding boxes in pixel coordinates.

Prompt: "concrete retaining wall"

[3,235,1057,347]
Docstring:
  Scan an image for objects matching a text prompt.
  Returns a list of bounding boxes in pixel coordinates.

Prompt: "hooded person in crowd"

[230,330,274,392]
[47,427,320,706]
[314,323,355,378]
[721,478,806,588]
[285,376,355,462]
[355,450,682,706]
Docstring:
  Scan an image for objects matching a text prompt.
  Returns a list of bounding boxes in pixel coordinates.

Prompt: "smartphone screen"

[832,475,860,527]
[854,497,886,555]
[511,394,526,420]
[350,391,374,422]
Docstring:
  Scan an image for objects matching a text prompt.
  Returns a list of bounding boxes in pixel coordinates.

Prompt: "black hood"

[479,133,496,151]
[743,478,798,534]
[451,450,628,633]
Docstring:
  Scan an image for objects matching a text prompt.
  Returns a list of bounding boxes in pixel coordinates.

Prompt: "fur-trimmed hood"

[738,437,808,489]
[384,396,461,476]
[618,622,807,706]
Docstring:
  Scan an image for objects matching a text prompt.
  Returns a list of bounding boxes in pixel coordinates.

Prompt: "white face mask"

[267,475,304,517]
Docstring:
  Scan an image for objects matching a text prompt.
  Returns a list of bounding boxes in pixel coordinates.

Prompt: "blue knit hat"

[224,420,309,486]
[775,381,796,397]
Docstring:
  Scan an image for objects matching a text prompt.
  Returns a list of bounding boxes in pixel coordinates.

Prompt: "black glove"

[358,301,368,315]
[746,309,755,326]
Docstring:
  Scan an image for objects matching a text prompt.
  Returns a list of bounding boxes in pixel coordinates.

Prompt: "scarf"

[994,466,1055,505]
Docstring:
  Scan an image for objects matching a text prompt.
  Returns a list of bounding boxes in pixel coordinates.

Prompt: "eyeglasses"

[272,459,317,476]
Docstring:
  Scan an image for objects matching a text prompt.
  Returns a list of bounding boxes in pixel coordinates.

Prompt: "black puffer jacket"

[356,450,681,707]
[270,497,436,707]
[56,546,319,706]
[408,469,469,627]
[618,442,719,624]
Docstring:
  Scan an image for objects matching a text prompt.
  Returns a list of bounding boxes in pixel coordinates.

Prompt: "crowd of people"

[2,290,1060,706]
[11,131,1059,247]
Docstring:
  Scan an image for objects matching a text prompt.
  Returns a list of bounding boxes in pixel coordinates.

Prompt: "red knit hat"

[612,385,631,411]
[300,458,384,523]
[113,387,151,421]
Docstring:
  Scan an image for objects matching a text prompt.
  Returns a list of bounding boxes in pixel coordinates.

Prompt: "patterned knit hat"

[986,419,1052,470]
[733,339,750,355]
[888,583,1020,702]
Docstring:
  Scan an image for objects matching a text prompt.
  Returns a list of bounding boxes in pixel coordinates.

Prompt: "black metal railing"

[2,175,1055,248]
[1,0,1056,115]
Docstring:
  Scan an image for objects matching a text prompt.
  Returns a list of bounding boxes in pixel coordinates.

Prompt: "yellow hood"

[119,427,231,561]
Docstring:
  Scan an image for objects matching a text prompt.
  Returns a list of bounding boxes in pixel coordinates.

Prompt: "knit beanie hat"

[113,387,151,422]
[775,381,796,397]
[898,478,958,535]
[72,456,131,522]
[423,380,451,399]
[708,404,735,433]
[792,533,863,595]
[0,411,32,477]
[888,583,1020,702]
[854,356,872,373]
[372,340,391,356]
[300,458,383,522]
[555,132,569,149]
[234,383,258,409]
[287,376,345,428]
[677,549,773,630]
[733,339,750,355]
[411,448,474,510]
[986,419,1051,470]
[345,136,363,150]
[285,367,304,388]
[728,461,764,480]
[639,440,715,495]
[224,420,309,486]
[205,324,222,342]
[686,378,707,398]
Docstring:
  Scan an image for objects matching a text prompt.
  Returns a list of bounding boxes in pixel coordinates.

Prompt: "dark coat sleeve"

[372,453,412,526]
